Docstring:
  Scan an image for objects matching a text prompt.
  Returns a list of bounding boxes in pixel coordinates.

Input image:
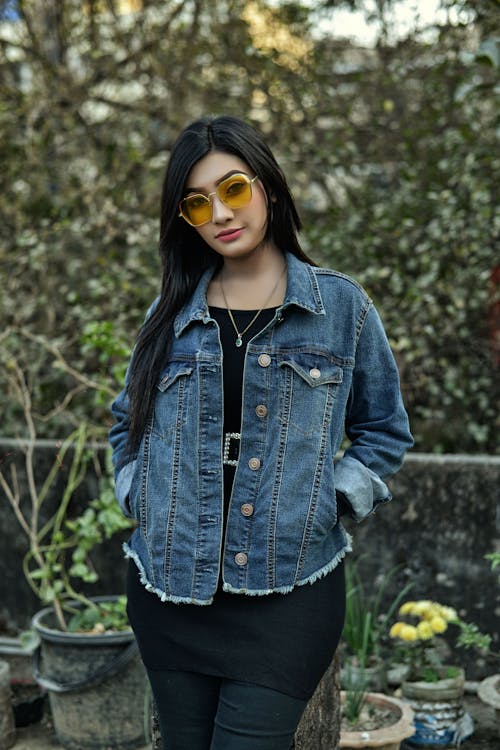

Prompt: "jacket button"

[241,503,254,517]
[235,552,248,566]
[258,353,271,367]
[255,404,268,418]
[248,457,261,470]
[309,367,321,379]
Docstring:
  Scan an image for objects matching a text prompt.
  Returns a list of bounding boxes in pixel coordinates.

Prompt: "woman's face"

[183,151,271,262]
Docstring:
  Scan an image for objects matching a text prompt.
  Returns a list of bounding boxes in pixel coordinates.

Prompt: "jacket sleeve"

[334,303,413,522]
[109,379,136,519]
[108,296,160,518]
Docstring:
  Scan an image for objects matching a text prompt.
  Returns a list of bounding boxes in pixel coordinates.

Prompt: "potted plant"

[389,599,475,747]
[341,559,414,692]
[339,663,415,750]
[0,333,148,750]
[461,553,500,734]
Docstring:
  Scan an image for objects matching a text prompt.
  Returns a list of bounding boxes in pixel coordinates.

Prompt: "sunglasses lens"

[218,174,252,208]
[180,174,255,226]
[181,195,211,226]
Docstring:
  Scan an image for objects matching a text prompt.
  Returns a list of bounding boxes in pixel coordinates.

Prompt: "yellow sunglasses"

[179,173,258,227]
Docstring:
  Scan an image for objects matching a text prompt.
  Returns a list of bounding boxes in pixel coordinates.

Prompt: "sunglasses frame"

[179,173,258,227]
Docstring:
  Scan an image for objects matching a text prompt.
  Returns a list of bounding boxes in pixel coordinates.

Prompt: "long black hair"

[126,115,314,453]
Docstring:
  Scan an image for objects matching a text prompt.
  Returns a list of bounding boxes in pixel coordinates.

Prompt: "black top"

[214,306,276,522]
[126,306,346,700]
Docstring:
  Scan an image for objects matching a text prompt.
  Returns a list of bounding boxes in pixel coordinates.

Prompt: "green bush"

[0,1,497,451]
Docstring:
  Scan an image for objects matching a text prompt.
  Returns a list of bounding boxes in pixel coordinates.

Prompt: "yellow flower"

[399,601,416,615]
[400,624,419,642]
[430,616,447,634]
[438,605,458,622]
[411,600,434,617]
[390,622,405,638]
[416,620,434,640]
[420,604,440,621]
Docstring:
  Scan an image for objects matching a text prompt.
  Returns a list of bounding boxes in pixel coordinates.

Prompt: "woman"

[110,115,413,750]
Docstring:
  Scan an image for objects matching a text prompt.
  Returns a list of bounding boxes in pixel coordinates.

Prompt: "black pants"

[148,668,308,750]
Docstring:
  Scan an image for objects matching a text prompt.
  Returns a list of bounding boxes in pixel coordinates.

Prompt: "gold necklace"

[220,265,286,348]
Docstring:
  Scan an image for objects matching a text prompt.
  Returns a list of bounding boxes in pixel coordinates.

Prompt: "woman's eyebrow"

[185,170,246,194]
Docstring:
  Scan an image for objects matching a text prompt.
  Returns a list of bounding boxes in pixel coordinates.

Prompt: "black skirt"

[127,558,345,700]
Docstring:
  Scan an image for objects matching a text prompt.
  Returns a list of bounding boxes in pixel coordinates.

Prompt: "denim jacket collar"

[174,251,325,338]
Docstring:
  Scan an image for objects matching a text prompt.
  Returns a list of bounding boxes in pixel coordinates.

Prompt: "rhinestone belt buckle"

[223,432,241,467]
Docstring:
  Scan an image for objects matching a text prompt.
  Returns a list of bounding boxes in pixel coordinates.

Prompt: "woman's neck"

[207,247,287,310]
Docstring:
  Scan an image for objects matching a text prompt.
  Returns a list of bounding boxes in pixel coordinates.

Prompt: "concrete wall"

[1,441,499,677]
[0,438,128,634]
[344,453,500,678]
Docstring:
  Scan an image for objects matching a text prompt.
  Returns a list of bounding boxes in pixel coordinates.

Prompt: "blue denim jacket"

[110,252,413,604]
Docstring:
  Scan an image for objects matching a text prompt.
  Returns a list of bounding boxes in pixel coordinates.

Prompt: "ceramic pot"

[341,656,388,693]
[401,668,469,747]
[0,636,35,682]
[0,660,16,750]
[477,674,500,737]
[340,691,415,750]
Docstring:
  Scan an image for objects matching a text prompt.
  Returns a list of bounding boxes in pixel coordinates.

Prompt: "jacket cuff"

[114,460,137,518]
[334,454,391,523]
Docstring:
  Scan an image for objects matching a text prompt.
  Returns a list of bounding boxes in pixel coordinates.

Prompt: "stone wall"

[1,441,499,677]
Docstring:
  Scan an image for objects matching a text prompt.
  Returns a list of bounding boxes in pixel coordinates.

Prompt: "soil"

[341,703,397,732]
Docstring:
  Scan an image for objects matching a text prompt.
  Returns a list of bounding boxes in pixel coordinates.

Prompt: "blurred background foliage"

[0,0,498,452]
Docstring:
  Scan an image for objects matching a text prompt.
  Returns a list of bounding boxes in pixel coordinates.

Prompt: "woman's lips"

[215,228,244,242]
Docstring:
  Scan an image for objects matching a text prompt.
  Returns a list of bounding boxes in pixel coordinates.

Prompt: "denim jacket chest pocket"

[152,359,195,439]
[277,351,344,437]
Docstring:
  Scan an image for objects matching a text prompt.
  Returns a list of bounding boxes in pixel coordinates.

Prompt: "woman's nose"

[211,195,233,223]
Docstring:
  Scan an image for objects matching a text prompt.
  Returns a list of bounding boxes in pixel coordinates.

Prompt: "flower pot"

[401,668,471,747]
[342,656,388,693]
[340,691,415,750]
[32,598,148,750]
[0,660,16,750]
[0,636,35,682]
[0,634,45,727]
[477,674,500,736]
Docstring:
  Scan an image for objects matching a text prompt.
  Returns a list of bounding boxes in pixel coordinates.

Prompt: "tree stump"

[151,704,161,750]
[151,655,340,750]
[293,654,340,750]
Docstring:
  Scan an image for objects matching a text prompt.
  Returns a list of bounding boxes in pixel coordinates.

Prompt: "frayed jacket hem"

[222,539,352,596]
[124,536,352,604]
[123,543,214,606]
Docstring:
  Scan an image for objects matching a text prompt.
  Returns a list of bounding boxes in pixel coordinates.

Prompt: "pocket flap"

[279,354,343,387]
[157,361,194,392]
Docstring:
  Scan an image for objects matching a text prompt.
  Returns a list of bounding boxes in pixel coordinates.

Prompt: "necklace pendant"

[235,335,243,347]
